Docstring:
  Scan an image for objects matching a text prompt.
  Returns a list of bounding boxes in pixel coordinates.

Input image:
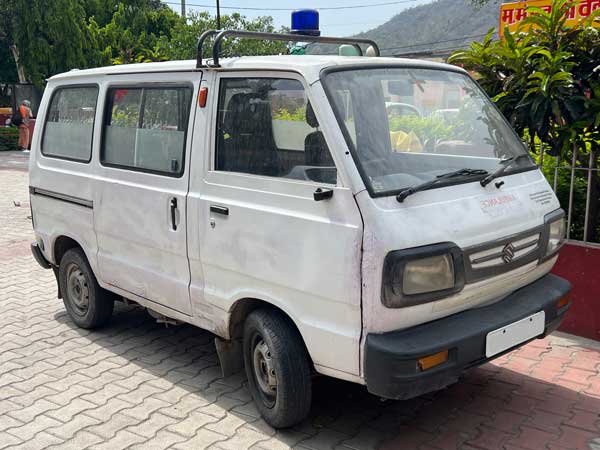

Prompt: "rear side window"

[102,86,192,176]
[215,77,336,185]
[42,86,98,162]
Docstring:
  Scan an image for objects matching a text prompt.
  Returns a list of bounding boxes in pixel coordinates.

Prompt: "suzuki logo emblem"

[502,243,516,263]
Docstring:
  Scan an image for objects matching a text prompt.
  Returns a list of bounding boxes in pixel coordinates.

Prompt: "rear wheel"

[59,248,114,329]
[243,309,312,428]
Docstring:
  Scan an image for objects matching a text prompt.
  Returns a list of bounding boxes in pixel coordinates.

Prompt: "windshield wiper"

[480,154,530,187]
[396,168,489,203]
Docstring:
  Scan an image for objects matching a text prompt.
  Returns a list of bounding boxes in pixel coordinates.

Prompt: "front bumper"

[364,274,571,400]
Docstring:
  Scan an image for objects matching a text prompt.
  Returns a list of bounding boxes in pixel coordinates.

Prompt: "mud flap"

[52,267,62,299]
[215,337,244,377]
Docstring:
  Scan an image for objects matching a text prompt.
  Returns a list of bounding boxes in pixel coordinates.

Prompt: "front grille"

[463,226,545,283]
[470,233,540,269]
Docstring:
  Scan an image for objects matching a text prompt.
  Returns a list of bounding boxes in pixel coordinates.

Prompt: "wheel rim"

[66,263,90,317]
[251,336,277,408]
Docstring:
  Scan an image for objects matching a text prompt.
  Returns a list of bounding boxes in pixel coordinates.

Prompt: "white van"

[29,30,571,428]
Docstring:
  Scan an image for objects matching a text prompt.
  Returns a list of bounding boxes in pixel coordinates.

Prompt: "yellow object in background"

[390,130,423,153]
[499,0,600,39]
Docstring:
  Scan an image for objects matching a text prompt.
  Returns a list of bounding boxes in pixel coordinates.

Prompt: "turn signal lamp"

[418,350,449,371]
[198,87,208,108]
[291,9,320,36]
[556,295,570,309]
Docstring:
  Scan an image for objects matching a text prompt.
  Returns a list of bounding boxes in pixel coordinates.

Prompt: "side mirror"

[313,188,334,202]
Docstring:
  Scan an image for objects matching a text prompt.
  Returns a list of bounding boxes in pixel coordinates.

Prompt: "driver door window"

[215,77,337,185]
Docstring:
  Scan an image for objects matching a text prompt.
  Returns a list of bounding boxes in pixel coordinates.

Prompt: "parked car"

[29,27,571,428]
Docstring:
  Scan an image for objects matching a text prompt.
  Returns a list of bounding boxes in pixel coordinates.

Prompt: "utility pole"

[216,0,221,29]
[181,0,185,18]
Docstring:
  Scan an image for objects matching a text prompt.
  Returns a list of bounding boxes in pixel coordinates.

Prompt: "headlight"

[403,254,455,295]
[544,210,566,258]
[382,243,465,308]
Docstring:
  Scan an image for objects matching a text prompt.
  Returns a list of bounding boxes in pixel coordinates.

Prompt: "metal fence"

[547,148,600,246]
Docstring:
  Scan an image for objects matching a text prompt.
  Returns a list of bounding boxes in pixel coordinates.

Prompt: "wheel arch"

[227,297,313,363]
[53,235,85,266]
[51,234,98,302]
[52,234,98,276]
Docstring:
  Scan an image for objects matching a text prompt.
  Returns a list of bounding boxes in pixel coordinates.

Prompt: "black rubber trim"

[31,242,52,269]
[40,84,99,164]
[540,209,566,263]
[29,187,93,209]
[382,242,465,308]
[365,273,571,400]
[99,84,193,179]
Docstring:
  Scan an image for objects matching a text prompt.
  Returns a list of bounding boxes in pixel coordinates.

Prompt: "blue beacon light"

[291,9,321,36]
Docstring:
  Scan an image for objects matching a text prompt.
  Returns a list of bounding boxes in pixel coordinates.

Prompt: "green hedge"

[0,127,19,151]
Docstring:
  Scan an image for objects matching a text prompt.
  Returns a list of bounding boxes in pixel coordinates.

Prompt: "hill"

[358,0,502,56]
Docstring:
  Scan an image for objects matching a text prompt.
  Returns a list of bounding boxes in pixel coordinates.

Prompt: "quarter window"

[215,78,336,185]
[102,86,192,176]
[42,86,98,162]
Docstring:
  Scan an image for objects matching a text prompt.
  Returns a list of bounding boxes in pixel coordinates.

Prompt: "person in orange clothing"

[18,100,33,150]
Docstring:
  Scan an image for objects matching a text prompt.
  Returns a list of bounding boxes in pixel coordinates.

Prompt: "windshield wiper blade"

[396,168,489,203]
[480,154,530,187]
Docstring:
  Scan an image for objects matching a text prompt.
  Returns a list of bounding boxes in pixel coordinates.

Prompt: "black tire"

[58,248,114,329]
[243,309,312,428]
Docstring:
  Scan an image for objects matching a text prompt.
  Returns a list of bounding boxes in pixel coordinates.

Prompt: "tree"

[155,11,288,62]
[0,0,101,85]
[0,42,18,83]
[1,1,292,86]
[0,0,27,82]
[95,2,181,65]
[449,0,600,240]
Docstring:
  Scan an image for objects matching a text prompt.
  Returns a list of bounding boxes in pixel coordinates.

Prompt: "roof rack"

[196,29,380,69]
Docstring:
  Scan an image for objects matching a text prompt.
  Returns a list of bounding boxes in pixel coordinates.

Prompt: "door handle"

[170,197,178,230]
[210,205,229,216]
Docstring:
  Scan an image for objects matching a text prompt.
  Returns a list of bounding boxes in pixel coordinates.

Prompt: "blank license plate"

[485,311,545,358]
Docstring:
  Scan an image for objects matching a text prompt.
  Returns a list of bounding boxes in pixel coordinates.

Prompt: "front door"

[94,76,197,315]
[190,73,363,375]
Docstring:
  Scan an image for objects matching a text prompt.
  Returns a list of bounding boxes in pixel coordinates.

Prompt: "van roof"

[49,55,465,84]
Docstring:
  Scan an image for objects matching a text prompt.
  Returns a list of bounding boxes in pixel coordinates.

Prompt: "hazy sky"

[169,0,435,36]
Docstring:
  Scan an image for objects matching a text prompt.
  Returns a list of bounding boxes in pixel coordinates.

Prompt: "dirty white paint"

[30,55,563,386]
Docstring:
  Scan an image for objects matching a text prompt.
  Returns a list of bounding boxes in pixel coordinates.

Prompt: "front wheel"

[243,309,312,428]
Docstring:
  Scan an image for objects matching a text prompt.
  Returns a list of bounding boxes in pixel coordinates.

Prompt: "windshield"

[322,67,535,196]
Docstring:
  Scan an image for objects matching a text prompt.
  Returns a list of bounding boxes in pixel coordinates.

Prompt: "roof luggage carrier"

[196,29,381,68]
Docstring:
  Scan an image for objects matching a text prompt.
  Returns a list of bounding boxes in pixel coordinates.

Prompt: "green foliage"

[155,12,288,61]
[540,153,589,240]
[0,127,19,151]
[449,0,599,154]
[388,115,454,141]
[0,43,17,83]
[0,1,289,85]
[96,2,181,65]
[273,106,306,122]
[3,0,102,86]
[450,0,600,240]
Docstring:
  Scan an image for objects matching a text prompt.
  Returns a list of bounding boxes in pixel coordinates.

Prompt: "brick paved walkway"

[1,152,599,450]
